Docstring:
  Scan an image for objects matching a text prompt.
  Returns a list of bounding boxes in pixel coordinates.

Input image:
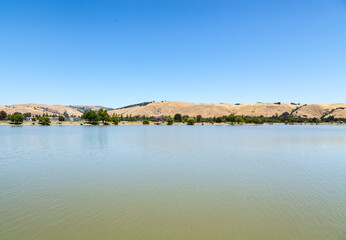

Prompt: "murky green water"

[0,125,345,240]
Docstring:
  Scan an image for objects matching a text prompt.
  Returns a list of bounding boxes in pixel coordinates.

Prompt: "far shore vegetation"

[0,109,345,126]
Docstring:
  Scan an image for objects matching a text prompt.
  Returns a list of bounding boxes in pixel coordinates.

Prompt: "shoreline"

[0,121,345,126]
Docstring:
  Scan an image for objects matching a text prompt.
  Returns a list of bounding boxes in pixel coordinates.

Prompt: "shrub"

[167,116,174,125]
[143,119,149,125]
[58,116,65,121]
[38,116,51,125]
[10,114,23,124]
[186,117,195,125]
[32,117,36,121]
[155,117,162,122]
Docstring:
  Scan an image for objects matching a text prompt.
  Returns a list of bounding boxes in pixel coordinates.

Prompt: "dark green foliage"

[226,114,236,122]
[167,116,174,125]
[98,108,110,123]
[196,115,202,123]
[58,116,65,121]
[38,116,51,125]
[111,115,120,125]
[235,116,245,123]
[215,117,223,123]
[10,114,23,124]
[182,115,189,122]
[0,110,7,120]
[81,110,99,124]
[174,113,182,122]
[143,119,149,125]
[186,117,195,125]
[32,117,36,121]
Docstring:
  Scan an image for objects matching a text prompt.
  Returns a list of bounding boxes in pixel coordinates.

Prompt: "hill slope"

[1,102,346,119]
[0,104,112,117]
[109,101,346,118]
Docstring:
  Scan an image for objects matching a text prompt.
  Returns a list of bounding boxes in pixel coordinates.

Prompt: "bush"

[38,116,51,125]
[58,116,65,121]
[186,117,195,125]
[32,117,36,121]
[143,119,149,125]
[167,116,174,125]
[10,114,23,124]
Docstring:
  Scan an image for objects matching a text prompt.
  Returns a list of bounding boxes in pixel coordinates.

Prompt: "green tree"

[58,116,65,121]
[186,117,195,125]
[111,115,120,125]
[10,114,23,124]
[98,108,110,123]
[143,119,149,125]
[81,110,99,124]
[0,110,7,120]
[182,115,189,122]
[167,116,174,125]
[215,117,223,123]
[196,115,202,123]
[38,116,51,125]
[32,117,36,121]
[226,114,236,122]
[235,116,245,124]
[174,113,182,122]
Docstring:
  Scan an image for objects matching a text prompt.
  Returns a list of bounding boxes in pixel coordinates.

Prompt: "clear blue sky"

[1,0,345,107]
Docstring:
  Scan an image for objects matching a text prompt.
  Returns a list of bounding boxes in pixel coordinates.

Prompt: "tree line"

[1,109,345,125]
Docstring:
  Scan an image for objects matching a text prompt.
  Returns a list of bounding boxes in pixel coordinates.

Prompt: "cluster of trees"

[2,109,346,126]
[81,108,119,125]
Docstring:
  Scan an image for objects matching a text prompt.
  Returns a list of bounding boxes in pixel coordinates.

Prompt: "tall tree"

[0,110,7,120]
[81,110,99,124]
[174,113,182,122]
[98,108,110,123]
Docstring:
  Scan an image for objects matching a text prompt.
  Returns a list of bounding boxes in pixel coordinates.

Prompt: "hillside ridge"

[2,101,345,119]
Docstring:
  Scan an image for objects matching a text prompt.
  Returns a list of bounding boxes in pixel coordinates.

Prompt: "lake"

[0,125,345,240]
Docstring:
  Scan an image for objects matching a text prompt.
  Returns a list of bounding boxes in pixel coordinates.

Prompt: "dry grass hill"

[0,104,110,117]
[109,101,346,119]
[1,101,346,119]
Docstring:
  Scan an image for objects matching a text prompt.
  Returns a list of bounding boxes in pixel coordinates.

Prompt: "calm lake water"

[0,125,345,240]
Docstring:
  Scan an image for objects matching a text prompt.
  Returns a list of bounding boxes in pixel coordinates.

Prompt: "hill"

[0,104,112,117]
[108,101,346,119]
[1,101,346,119]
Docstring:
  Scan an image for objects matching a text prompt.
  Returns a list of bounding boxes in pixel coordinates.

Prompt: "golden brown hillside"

[0,104,109,117]
[1,101,346,119]
[109,101,346,118]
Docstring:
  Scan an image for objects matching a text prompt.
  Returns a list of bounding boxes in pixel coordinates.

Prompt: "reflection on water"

[0,125,345,240]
